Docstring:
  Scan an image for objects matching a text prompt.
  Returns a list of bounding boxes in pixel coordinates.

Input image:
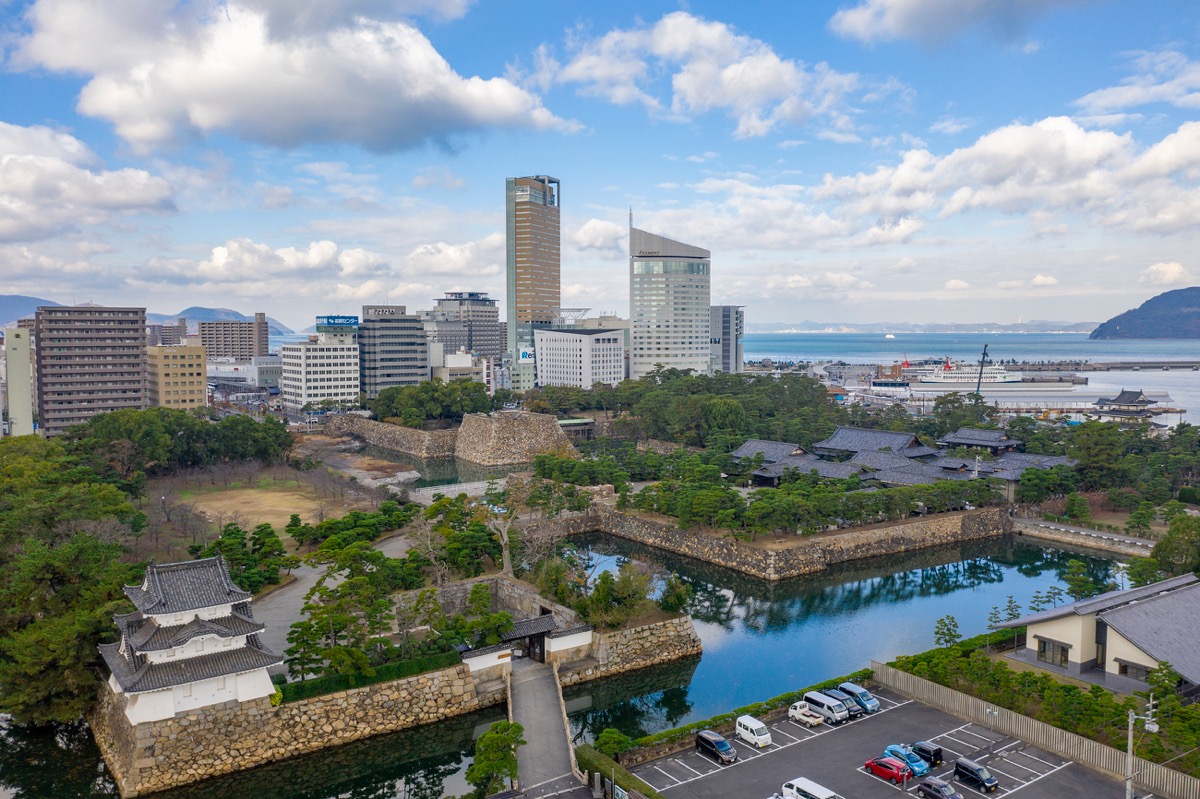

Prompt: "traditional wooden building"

[1094,389,1159,427]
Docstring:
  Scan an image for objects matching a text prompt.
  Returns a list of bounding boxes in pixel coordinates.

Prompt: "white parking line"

[652,766,681,785]
[986,764,1025,784]
[1003,760,1073,795]
[997,757,1039,775]
[938,735,974,750]
[786,720,819,734]
[677,760,704,777]
[773,727,800,743]
[1015,750,1061,769]
[957,728,994,742]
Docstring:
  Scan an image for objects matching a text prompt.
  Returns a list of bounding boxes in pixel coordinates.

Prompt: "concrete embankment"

[1013,518,1154,558]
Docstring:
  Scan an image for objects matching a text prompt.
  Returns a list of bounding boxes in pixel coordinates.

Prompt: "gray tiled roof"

[116,605,264,652]
[124,557,251,616]
[100,636,282,693]
[812,426,921,455]
[754,455,862,480]
[731,439,804,464]
[930,457,997,475]
[938,428,1021,449]
[849,451,919,471]
[988,453,1076,481]
[1098,389,1155,407]
[868,462,977,486]
[501,615,559,641]
[1000,574,1200,629]
[1101,584,1200,685]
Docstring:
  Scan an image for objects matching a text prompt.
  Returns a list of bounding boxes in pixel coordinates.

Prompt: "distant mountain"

[0,295,59,326]
[1090,287,1200,339]
[147,307,293,336]
[746,320,1097,334]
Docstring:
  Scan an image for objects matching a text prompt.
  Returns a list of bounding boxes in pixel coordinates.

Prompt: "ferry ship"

[910,357,1023,386]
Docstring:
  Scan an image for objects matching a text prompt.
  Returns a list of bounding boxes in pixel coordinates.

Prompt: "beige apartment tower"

[147,345,208,410]
[3,327,35,436]
[199,312,269,359]
[34,306,147,437]
[506,175,560,391]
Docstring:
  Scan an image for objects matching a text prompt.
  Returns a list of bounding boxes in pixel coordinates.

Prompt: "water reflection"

[359,446,529,488]
[564,656,700,743]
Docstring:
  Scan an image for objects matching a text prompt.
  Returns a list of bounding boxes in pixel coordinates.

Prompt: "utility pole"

[1126,695,1159,799]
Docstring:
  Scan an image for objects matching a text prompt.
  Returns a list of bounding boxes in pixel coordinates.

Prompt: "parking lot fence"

[872,661,1200,799]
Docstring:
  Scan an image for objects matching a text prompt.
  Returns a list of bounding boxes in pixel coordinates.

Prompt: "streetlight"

[1126,696,1159,799]
[985,706,1000,754]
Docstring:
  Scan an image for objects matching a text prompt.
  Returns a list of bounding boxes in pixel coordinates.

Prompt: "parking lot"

[629,687,1134,799]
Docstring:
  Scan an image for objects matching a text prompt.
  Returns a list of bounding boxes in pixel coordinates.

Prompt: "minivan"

[695,730,737,764]
[735,714,772,748]
[782,776,846,799]
[838,681,881,714]
[823,688,863,719]
[954,758,999,792]
[802,690,850,725]
[912,740,944,767]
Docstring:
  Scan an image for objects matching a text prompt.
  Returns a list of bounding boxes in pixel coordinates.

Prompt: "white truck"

[787,701,823,727]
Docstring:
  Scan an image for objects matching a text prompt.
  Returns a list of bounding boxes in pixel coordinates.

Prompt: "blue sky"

[2,0,1199,329]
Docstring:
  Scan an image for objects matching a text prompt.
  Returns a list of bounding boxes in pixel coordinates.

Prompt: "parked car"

[916,777,963,799]
[911,740,944,766]
[884,744,931,777]
[695,730,737,764]
[788,701,823,727]
[837,681,881,713]
[863,756,914,784]
[782,776,845,799]
[802,690,850,725]
[822,688,863,718]
[735,714,772,748]
[954,758,998,792]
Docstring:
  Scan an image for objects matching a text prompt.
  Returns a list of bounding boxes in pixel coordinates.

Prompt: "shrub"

[575,744,665,799]
[279,651,461,703]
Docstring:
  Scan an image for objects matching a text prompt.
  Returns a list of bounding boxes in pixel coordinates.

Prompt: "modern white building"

[629,227,712,380]
[3,327,34,436]
[207,355,282,389]
[710,305,745,374]
[358,305,429,400]
[533,328,625,389]
[99,557,281,725]
[279,316,360,411]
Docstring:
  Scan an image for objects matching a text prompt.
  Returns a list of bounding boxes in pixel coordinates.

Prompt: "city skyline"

[2,1,1200,328]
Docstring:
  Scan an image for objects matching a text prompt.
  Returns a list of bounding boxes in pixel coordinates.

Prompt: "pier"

[1013,360,1200,372]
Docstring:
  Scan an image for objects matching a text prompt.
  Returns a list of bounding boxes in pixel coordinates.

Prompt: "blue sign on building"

[316,315,359,326]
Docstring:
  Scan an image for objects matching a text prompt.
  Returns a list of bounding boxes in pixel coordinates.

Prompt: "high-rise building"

[199,312,269,360]
[710,305,745,374]
[533,328,625,389]
[147,345,208,410]
[629,227,712,380]
[505,175,561,391]
[147,318,188,347]
[3,327,34,436]
[279,316,359,411]
[431,291,506,358]
[357,305,428,400]
[34,306,147,437]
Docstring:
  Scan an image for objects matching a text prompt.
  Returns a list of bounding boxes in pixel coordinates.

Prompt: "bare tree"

[407,517,451,587]
[176,503,205,548]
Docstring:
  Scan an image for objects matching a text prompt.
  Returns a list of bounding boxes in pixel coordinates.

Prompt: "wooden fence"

[872,661,1200,799]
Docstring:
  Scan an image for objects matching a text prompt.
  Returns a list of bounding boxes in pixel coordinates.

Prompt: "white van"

[801,690,850,725]
[782,776,846,799]
[734,714,772,748]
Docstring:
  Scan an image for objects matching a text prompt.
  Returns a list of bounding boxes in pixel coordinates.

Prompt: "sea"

[743,332,1200,421]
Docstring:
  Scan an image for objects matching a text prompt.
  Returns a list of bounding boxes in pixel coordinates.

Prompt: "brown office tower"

[199,312,269,359]
[506,175,560,391]
[35,306,147,437]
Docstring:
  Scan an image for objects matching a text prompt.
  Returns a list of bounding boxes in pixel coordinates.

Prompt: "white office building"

[710,305,745,374]
[629,227,712,380]
[279,316,360,411]
[533,328,625,389]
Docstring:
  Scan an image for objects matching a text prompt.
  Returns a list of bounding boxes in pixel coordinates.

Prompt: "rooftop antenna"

[629,207,633,228]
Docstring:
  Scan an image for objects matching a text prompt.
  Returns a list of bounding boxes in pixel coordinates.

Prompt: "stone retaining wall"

[1013,519,1154,558]
[558,617,703,686]
[524,507,1012,581]
[396,573,579,628]
[455,412,575,464]
[91,662,504,798]
[323,414,457,459]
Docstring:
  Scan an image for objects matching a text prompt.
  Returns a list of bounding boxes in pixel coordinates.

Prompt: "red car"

[864,756,915,784]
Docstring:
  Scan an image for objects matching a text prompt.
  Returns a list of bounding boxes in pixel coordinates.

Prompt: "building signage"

[366,307,400,316]
[519,349,536,362]
[316,315,359,326]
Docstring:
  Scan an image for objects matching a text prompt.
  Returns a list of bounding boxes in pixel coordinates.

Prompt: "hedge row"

[890,627,1022,670]
[279,651,462,703]
[575,744,665,799]
[631,667,874,749]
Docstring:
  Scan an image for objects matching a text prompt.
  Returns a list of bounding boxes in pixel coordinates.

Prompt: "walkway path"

[408,480,495,506]
[509,658,587,799]
[1015,517,1154,556]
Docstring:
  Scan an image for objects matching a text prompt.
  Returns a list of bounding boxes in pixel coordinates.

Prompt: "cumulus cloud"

[929,116,974,135]
[401,232,504,277]
[944,279,970,290]
[0,121,174,242]
[1031,274,1059,286]
[1076,51,1200,114]
[554,11,862,139]
[570,219,626,256]
[829,0,1095,47]
[997,274,1059,290]
[1138,261,1192,286]
[14,1,574,151]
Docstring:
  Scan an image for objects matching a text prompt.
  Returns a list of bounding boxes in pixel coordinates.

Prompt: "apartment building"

[199,312,269,359]
[533,328,625,389]
[147,345,208,410]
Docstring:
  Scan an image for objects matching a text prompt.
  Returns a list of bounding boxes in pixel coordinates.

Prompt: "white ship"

[910,357,1023,386]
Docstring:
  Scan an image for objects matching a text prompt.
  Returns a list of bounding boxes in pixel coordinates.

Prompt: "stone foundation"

[396,573,580,629]
[1013,519,1154,558]
[323,414,457,459]
[558,617,703,686]
[90,662,504,798]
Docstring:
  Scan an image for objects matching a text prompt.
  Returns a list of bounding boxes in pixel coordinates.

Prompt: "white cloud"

[401,233,504,277]
[570,219,626,256]
[555,11,862,139]
[239,0,473,36]
[829,0,1096,46]
[944,279,970,290]
[892,256,917,272]
[929,116,973,135]
[1031,274,1058,286]
[0,122,174,242]
[1075,51,1200,114]
[996,280,1025,290]
[412,167,466,190]
[1138,261,1192,286]
[14,1,574,151]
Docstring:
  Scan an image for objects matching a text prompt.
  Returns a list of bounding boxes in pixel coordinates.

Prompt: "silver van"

[782,776,846,799]
[802,690,850,725]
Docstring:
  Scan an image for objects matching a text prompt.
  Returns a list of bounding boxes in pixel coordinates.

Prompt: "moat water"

[0,535,1116,798]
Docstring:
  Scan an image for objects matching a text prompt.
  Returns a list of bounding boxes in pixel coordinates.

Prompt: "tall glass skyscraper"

[505,175,560,391]
[629,227,712,380]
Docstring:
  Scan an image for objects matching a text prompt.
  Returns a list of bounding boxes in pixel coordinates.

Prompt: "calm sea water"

[745,332,1200,421]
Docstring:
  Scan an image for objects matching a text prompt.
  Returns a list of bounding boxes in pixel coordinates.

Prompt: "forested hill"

[1090,287,1200,339]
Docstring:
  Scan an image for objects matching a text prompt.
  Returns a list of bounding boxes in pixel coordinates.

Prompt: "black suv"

[954,758,998,792]
[695,730,737,764]
[912,741,944,766]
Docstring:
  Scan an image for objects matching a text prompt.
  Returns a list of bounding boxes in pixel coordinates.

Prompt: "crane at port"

[974,344,989,399]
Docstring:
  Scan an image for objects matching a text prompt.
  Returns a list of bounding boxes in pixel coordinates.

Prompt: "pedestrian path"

[509,658,588,798]
[408,480,494,505]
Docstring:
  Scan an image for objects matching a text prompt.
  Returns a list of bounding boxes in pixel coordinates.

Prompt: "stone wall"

[558,617,703,686]
[455,412,575,465]
[323,414,457,459]
[1013,519,1154,558]
[396,574,580,628]
[91,662,504,798]
[524,507,1012,582]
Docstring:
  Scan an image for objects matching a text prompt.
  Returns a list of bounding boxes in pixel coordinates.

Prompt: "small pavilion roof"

[124,557,251,616]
